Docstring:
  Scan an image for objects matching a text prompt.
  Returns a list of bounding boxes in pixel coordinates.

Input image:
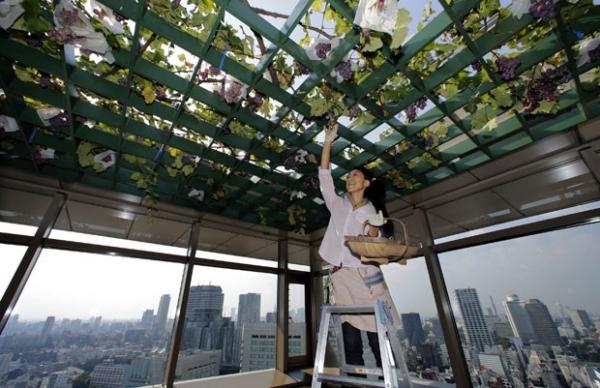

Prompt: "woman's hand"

[321,123,338,169]
[324,123,338,143]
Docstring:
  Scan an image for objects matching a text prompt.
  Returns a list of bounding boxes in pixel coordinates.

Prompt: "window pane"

[0,244,26,299]
[289,283,306,357]
[0,248,183,388]
[439,222,600,387]
[382,258,456,385]
[175,266,277,383]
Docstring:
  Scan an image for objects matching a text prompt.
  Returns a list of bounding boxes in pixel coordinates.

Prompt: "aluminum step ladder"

[311,301,413,388]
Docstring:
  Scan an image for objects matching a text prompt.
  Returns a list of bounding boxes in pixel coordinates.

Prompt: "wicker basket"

[345,218,412,266]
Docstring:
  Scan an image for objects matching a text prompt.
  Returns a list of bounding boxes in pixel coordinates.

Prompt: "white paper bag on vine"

[0,0,24,30]
[54,0,115,64]
[354,0,399,36]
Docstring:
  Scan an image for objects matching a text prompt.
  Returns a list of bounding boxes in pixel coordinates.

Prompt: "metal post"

[580,147,600,184]
[415,208,473,388]
[0,193,65,335]
[276,233,289,372]
[308,242,323,359]
[163,222,200,387]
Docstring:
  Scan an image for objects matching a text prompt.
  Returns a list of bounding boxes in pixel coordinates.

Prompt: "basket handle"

[361,217,409,245]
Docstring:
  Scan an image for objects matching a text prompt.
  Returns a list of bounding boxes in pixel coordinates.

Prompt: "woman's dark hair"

[356,166,394,238]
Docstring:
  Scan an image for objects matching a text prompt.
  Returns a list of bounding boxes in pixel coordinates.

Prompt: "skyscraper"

[523,299,561,347]
[237,293,260,326]
[453,288,493,352]
[141,309,154,328]
[152,294,171,339]
[569,309,594,332]
[39,316,55,346]
[401,313,425,346]
[504,294,537,344]
[182,285,224,350]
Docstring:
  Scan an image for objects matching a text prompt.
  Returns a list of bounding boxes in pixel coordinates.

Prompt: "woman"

[318,123,398,370]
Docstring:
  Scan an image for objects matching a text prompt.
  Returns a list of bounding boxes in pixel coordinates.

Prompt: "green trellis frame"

[0,0,598,233]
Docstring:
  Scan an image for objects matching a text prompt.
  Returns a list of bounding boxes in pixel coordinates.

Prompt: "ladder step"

[317,373,387,387]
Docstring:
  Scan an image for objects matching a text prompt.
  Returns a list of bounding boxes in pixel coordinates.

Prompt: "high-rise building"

[523,299,561,347]
[504,294,537,344]
[0,353,12,375]
[237,293,260,326]
[90,363,128,388]
[141,309,154,328]
[39,316,55,346]
[427,318,444,344]
[175,350,221,380]
[569,309,594,332]
[453,288,493,352]
[219,317,238,372]
[152,294,171,339]
[240,322,305,372]
[401,313,425,346]
[182,285,224,350]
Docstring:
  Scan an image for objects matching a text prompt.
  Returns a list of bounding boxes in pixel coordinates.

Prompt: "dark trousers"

[342,321,382,368]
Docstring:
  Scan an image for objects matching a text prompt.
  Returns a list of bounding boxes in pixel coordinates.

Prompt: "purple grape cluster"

[314,43,332,59]
[209,66,221,76]
[25,34,42,48]
[49,112,71,128]
[198,68,209,81]
[529,0,556,22]
[522,65,572,113]
[404,97,427,123]
[347,104,362,119]
[589,45,600,63]
[543,65,572,85]
[303,176,319,191]
[39,75,52,88]
[114,12,126,22]
[335,61,353,81]
[471,61,482,72]
[182,155,194,165]
[495,57,521,80]
[246,93,264,113]
[47,27,77,45]
[155,86,167,101]
[296,62,310,75]
[223,82,243,104]
[58,9,79,25]
[415,135,434,149]
[284,155,298,170]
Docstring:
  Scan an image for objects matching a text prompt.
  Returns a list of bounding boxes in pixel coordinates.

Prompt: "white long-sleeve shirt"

[318,167,377,267]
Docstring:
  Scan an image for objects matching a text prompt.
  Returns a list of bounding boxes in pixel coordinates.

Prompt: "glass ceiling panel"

[0,0,598,234]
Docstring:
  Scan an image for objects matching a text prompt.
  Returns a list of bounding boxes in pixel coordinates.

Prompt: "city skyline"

[1,221,599,321]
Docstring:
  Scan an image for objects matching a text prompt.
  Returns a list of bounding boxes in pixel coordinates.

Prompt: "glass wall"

[0,244,26,297]
[439,222,600,387]
[381,258,456,385]
[289,283,307,357]
[0,249,183,388]
[174,266,277,382]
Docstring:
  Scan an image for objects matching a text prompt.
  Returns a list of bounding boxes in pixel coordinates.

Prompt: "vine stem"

[248,6,333,39]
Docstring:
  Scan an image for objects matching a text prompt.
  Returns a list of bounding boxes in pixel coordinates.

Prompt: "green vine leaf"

[363,36,383,52]
[534,100,560,115]
[390,9,412,49]
[491,84,513,108]
[22,0,51,33]
[472,108,497,132]
[308,97,328,117]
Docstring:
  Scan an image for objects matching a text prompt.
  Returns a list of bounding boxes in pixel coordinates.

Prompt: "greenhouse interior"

[0,0,599,387]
